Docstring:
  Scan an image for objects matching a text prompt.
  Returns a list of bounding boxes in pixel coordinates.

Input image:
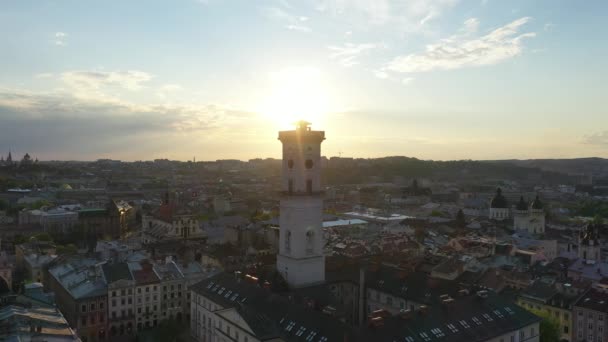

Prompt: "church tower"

[276,121,325,287]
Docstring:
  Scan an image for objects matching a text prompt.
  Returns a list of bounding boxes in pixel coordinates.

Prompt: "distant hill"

[487,158,608,177]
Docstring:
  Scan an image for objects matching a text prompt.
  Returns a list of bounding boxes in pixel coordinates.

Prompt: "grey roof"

[191,273,353,341]
[574,288,608,313]
[0,305,79,340]
[358,293,541,342]
[519,282,557,302]
[48,258,107,300]
[102,262,133,283]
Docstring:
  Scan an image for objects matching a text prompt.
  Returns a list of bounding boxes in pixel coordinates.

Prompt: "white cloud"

[462,18,479,34]
[328,43,377,67]
[53,31,68,46]
[264,7,311,33]
[35,73,54,79]
[386,17,535,73]
[402,77,414,85]
[315,0,459,30]
[61,70,153,91]
[584,131,608,146]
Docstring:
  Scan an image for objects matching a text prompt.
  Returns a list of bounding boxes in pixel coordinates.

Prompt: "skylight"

[472,317,482,326]
[446,323,458,333]
[285,321,296,332]
[483,313,493,322]
[295,326,307,337]
[306,331,318,341]
[493,310,504,319]
[459,320,470,329]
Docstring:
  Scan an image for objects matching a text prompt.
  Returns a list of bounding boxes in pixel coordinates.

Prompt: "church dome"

[580,223,600,245]
[531,195,543,210]
[490,188,508,208]
[516,196,528,211]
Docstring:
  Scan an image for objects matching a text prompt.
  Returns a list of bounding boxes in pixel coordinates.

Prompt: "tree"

[33,232,52,242]
[414,227,426,242]
[455,209,466,228]
[530,309,561,342]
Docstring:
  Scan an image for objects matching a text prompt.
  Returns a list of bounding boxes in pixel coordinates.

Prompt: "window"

[112,299,116,306]
[100,302,104,309]
[100,314,104,323]
[288,179,293,194]
[520,331,524,339]
[90,303,96,311]
[81,316,87,326]
[153,285,157,291]
[138,288,142,294]
[146,287,150,293]
[121,299,125,305]
[128,298,132,304]
[288,159,294,169]
[386,296,393,305]
[305,159,313,169]
[112,291,117,297]
[121,289,125,296]
[531,328,535,336]
[306,180,312,194]
[564,326,569,334]
[227,326,231,335]
[112,311,117,319]
[138,308,142,314]
[81,305,87,313]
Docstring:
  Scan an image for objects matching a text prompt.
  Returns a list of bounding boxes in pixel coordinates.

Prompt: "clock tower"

[276,121,325,287]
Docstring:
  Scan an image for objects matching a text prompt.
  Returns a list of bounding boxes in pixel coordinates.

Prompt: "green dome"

[490,188,508,208]
[531,195,543,210]
[516,196,528,211]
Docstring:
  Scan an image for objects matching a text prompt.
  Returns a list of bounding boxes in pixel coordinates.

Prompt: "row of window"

[81,301,105,313]
[81,313,105,327]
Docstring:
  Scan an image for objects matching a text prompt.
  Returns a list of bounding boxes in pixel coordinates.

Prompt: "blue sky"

[1,0,607,161]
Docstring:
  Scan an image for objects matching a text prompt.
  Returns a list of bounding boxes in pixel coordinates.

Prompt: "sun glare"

[259,67,330,129]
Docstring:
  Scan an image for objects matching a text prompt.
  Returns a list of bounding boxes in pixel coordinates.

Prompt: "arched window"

[285,231,291,252]
[288,160,294,169]
[305,159,313,169]
[306,229,314,254]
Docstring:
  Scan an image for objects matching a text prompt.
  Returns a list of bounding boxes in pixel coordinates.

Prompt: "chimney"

[476,290,489,299]
[417,305,428,314]
[368,316,384,328]
[399,309,412,320]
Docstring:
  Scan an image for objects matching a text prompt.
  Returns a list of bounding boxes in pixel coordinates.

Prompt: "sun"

[259,67,330,129]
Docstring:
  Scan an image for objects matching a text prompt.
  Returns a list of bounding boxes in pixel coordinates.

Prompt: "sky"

[1,0,607,162]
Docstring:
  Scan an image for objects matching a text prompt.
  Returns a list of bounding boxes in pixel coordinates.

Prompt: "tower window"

[288,179,293,194]
[287,160,294,169]
[306,180,312,194]
[285,231,291,252]
[305,159,313,169]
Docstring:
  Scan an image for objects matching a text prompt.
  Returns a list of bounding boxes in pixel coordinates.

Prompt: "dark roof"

[191,273,352,341]
[519,282,557,302]
[490,188,508,209]
[132,266,160,285]
[580,223,600,245]
[102,262,133,283]
[366,267,461,305]
[358,293,540,342]
[530,195,543,210]
[516,196,528,211]
[574,289,608,313]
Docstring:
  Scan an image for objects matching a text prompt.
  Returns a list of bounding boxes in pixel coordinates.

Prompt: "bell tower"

[276,120,325,287]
